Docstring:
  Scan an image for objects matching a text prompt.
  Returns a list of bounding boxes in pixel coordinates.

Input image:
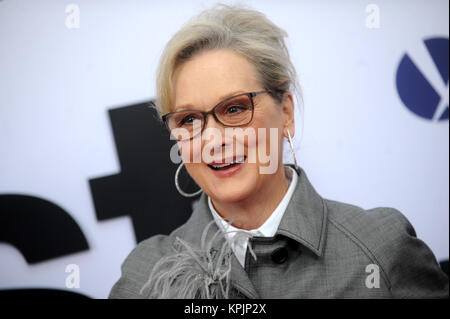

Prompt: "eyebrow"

[173,90,246,111]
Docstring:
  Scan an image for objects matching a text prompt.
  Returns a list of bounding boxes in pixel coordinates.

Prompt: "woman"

[109,4,448,299]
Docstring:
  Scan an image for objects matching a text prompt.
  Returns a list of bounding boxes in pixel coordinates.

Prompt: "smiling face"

[172,49,293,204]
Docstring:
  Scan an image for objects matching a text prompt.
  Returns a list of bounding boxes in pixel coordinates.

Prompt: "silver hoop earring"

[175,162,202,198]
[286,128,299,172]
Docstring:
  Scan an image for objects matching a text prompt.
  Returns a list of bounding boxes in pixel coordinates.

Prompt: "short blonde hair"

[155,3,300,117]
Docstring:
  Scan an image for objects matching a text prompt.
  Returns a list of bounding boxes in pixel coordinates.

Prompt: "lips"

[207,155,246,178]
[207,156,246,171]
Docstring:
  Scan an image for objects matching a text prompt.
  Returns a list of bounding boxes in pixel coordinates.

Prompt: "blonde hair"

[155,3,301,118]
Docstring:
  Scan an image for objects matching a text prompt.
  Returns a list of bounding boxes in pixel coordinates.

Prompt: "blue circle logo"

[396,37,449,121]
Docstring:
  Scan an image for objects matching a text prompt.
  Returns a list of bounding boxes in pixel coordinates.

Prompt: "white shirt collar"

[208,165,298,243]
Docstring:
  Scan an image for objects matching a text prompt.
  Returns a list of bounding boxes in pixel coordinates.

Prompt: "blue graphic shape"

[396,37,449,121]
[425,38,449,85]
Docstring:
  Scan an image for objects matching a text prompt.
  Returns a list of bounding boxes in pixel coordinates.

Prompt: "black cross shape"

[89,102,199,243]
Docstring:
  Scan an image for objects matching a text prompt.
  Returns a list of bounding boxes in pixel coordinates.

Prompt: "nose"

[203,112,223,130]
[202,113,226,138]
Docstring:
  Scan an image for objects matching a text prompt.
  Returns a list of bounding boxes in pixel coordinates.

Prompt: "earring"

[285,128,300,172]
[175,162,202,197]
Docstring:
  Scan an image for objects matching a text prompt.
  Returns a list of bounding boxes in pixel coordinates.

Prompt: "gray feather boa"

[139,219,256,299]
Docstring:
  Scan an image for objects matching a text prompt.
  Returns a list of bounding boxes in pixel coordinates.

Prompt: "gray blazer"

[109,165,448,298]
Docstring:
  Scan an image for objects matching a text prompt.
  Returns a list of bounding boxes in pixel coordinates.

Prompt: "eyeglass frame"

[161,90,269,141]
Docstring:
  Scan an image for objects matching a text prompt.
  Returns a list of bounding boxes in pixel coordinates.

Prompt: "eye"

[179,114,198,126]
[226,104,248,114]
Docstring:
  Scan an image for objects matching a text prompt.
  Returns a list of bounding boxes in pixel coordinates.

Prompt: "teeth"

[211,156,245,169]
[212,163,231,169]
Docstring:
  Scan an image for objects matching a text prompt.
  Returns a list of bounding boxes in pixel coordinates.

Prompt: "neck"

[211,165,290,230]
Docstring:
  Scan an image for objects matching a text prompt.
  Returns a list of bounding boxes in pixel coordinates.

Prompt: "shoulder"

[325,199,415,248]
[108,224,188,299]
[324,199,449,298]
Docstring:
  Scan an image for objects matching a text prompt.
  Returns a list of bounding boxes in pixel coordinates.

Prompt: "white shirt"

[207,165,298,268]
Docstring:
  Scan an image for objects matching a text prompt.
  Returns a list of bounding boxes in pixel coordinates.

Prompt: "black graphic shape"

[89,102,198,243]
[0,195,89,264]
[0,289,91,299]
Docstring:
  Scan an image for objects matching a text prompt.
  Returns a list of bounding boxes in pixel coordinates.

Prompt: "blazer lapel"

[277,164,328,257]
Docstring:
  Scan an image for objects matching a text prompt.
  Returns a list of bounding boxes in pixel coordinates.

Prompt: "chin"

[203,162,259,204]
[208,183,253,203]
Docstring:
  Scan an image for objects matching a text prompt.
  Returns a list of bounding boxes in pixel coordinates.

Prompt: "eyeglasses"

[162,90,268,141]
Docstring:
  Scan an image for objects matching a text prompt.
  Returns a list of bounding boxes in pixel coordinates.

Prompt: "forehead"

[172,49,260,111]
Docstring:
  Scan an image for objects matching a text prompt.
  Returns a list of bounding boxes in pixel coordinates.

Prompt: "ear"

[280,91,295,138]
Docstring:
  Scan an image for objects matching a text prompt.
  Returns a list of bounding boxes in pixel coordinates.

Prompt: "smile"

[208,156,246,170]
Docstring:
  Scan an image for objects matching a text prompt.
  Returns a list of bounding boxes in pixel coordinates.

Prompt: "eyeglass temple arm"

[250,90,268,97]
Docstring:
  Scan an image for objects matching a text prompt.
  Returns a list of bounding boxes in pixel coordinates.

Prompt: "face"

[172,49,294,204]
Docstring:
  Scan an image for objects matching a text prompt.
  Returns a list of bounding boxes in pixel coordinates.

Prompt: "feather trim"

[140,219,256,299]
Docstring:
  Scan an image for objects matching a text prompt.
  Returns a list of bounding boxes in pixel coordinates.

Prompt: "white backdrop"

[0,0,448,298]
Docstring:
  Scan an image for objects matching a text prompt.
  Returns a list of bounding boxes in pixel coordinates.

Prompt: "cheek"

[178,138,203,163]
[178,141,191,162]
[251,109,284,161]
